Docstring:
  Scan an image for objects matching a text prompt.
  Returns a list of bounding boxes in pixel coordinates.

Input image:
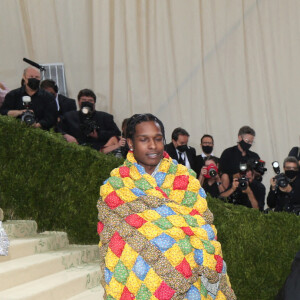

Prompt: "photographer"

[198,156,225,198]
[219,126,260,189]
[267,157,300,214]
[0,67,57,130]
[58,89,121,151]
[220,163,266,210]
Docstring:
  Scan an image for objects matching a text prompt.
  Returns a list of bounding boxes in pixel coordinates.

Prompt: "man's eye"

[156,137,163,141]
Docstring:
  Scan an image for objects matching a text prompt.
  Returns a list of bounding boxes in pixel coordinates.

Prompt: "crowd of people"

[1,66,300,216]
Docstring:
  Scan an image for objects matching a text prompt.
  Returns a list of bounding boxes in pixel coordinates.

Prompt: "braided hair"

[126,114,166,143]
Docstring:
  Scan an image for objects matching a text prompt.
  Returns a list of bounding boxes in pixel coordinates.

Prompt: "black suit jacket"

[164,142,199,176]
[57,94,76,117]
[59,110,121,150]
[0,86,57,130]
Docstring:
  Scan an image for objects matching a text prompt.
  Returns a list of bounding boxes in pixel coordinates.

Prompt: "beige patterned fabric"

[1,1,300,180]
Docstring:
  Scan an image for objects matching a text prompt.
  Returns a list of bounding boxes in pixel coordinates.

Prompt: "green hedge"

[207,196,300,299]
[1,116,300,299]
[0,116,122,244]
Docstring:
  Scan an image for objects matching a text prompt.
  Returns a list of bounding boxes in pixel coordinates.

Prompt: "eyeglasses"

[202,142,213,146]
[285,166,298,171]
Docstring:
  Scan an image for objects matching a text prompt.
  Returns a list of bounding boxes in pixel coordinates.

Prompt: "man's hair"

[126,114,165,142]
[238,126,256,137]
[201,134,214,144]
[40,79,58,93]
[77,89,96,102]
[283,156,299,169]
[171,127,190,141]
[121,118,130,137]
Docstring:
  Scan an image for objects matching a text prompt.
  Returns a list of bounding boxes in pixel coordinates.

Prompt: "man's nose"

[148,139,156,149]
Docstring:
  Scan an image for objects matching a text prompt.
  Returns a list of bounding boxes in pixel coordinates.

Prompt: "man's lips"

[147,153,160,158]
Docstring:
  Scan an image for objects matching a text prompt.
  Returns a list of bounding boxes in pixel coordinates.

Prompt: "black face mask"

[239,140,252,152]
[285,170,298,179]
[177,145,188,153]
[202,145,213,154]
[27,78,40,91]
[80,101,94,112]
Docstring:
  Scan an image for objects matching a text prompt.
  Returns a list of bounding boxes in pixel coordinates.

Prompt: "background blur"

[1,0,300,185]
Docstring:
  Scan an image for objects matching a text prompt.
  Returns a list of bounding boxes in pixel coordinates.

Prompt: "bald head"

[23,67,41,92]
[23,67,40,79]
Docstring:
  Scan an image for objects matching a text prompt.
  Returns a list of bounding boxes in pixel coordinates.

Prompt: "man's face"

[201,137,213,147]
[78,96,95,110]
[238,134,255,145]
[245,169,254,183]
[201,136,214,154]
[173,134,189,148]
[284,162,298,172]
[44,87,57,97]
[127,121,164,174]
[23,68,41,86]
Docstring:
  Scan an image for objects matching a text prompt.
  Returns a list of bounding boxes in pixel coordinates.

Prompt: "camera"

[248,159,267,176]
[203,163,218,179]
[79,103,99,137]
[21,96,35,125]
[238,162,248,190]
[272,161,290,190]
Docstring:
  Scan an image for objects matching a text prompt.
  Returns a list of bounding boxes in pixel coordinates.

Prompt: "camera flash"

[22,96,31,103]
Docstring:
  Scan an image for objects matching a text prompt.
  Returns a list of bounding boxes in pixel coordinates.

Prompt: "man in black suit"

[0,67,57,130]
[58,88,121,152]
[40,79,76,120]
[165,127,199,175]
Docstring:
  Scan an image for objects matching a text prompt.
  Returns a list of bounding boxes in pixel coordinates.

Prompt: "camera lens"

[209,169,217,177]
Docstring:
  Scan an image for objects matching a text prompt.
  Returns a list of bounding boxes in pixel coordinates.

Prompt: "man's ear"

[237,135,242,142]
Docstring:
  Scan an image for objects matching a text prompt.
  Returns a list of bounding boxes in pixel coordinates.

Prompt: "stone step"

[0,262,101,300]
[0,231,69,262]
[68,286,105,299]
[3,220,38,238]
[0,245,99,291]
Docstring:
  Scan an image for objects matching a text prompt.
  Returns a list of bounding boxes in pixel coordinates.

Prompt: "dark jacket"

[57,94,77,117]
[59,110,121,150]
[164,142,199,176]
[0,86,57,130]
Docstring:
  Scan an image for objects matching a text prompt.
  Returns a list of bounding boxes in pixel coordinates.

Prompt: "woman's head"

[204,156,219,167]
[126,114,165,174]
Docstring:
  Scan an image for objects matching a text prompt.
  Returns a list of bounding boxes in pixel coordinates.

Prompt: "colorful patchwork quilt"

[97,151,236,300]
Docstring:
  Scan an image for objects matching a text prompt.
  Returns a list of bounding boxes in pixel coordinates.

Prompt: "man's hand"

[7,110,26,117]
[118,137,126,147]
[242,183,252,195]
[270,177,277,191]
[279,184,292,193]
[63,134,78,144]
[88,129,98,139]
[32,122,42,128]
[232,178,239,191]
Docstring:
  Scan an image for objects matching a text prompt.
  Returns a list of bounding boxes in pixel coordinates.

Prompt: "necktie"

[178,152,185,165]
